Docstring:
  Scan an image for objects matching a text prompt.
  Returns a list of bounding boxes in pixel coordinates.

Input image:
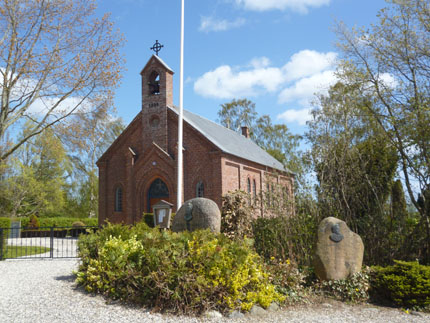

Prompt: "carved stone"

[171,198,221,233]
[313,217,364,281]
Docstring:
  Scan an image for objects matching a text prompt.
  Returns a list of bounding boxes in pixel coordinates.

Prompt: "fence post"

[50,227,54,258]
[0,228,3,261]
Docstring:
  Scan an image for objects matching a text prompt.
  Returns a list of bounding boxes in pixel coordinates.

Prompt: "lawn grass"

[2,246,50,259]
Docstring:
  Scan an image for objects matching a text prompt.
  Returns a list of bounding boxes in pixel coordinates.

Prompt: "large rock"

[171,198,221,233]
[313,217,364,281]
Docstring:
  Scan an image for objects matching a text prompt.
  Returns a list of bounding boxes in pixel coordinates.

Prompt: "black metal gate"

[0,226,98,260]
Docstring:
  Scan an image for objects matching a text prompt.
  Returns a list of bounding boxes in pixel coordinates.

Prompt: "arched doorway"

[147,178,169,212]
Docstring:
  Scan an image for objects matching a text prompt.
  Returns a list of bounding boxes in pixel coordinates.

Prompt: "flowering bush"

[76,222,284,314]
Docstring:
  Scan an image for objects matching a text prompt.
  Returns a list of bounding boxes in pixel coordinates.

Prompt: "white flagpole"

[177,0,184,211]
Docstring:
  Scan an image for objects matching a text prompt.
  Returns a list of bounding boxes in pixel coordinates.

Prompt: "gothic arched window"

[115,187,123,212]
[247,177,251,194]
[253,179,257,199]
[196,181,204,197]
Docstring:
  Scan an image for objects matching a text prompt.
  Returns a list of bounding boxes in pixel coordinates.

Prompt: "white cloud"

[277,108,312,125]
[278,70,337,105]
[27,96,91,117]
[194,63,285,99]
[250,57,271,69]
[0,67,92,119]
[194,50,337,101]
[283,50,337,81]
[378,72,398,89]
[199,16,246,32]
[194,49,338,125]
[235,0,331,13]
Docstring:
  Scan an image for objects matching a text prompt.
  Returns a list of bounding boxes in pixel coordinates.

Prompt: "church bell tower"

[140,54,174,152]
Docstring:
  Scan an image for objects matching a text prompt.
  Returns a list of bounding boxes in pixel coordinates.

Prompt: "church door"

[147,178,170,213]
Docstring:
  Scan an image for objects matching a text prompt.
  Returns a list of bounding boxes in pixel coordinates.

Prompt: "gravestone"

[313,217,364,281]
[9,221,21,239]
[171,198,221,233]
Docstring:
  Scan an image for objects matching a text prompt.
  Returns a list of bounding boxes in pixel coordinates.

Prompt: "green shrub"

[76,222,284,314]
[0,217,11,258]
[221,190,254,240]
[370,260,430,309]
[142,213,154,227]
[253,217,289,262]
[252,216,315,266]
[72,221,86,227]
[28,214,40,229]
[77,222,132,265]
[315,269,371,303]
[34,217,98,228]
[0,217,10,229]
[264,257,309,303]
[18,217,30,228]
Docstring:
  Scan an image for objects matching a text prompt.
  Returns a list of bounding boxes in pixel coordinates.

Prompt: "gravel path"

[0,259,429,323]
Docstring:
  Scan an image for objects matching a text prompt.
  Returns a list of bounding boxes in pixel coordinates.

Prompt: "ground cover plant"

[76,222,284,315]
[314,269,371,303]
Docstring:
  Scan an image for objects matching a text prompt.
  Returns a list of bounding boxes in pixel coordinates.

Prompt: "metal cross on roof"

[150,40,164,56]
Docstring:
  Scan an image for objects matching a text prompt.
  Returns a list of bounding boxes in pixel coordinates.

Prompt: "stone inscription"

[148,102,159,109]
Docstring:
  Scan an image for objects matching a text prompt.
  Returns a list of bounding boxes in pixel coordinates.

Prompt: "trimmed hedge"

[14,217,98,228]
[0,217,11,229]
[0,217,11,256]
[371,260,430,309]
[38,217,98,227]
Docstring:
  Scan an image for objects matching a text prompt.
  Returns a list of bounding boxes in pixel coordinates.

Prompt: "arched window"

[247,177,251,194]
[148,71,160,95]
[148,178,169,212]
[271,184,275,207]
[196,181,204,197]
[253,179,257,199]
[115,187,123,212]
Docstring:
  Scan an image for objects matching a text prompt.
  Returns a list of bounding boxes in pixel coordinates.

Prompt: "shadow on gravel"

[55,274,76,282]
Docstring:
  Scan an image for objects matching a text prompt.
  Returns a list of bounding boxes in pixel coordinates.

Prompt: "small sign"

[158,209,166,223]
[153,200,173,229]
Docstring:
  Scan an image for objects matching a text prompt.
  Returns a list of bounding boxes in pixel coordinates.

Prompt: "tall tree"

[308,81,399,264]
[253,114,302,173]
[0,0,124,162]
[57,112,125,217]
[335,0,430,261]
[218,99,257,132]
[218,98,301,173]
[1,124,70,217]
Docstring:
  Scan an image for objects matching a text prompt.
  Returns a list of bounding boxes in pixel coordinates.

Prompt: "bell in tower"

[148,71,160,95]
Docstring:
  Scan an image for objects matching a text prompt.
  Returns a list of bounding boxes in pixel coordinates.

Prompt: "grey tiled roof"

[168,106,289,173]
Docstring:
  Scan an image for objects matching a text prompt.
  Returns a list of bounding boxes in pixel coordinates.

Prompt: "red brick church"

[97,55,294,225]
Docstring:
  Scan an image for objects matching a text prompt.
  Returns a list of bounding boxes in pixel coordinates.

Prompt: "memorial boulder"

[171,198,221,233]
[313,217,364,281]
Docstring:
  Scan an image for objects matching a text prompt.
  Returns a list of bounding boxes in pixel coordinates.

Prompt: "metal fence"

[0,226,98,260]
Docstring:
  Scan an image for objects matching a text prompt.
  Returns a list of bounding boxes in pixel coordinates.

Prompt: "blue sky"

[96,0,388,136]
